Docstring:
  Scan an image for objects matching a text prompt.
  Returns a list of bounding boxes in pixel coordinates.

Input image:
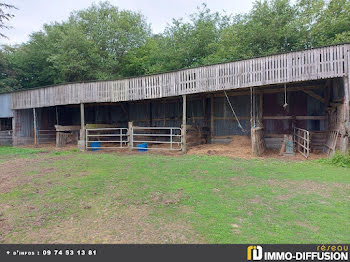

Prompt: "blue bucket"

[90,141,101,151]
[137,143,148,152]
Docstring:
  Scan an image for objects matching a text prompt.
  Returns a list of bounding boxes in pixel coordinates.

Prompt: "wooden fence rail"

[11,44,349,110]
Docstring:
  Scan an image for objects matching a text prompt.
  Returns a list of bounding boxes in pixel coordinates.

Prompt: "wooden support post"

[182,95,187,153]
[202,95,206,121]
[259,92,263,127]
[202,95,208,143]
[149,101,152,126]
[12,110,22,146]
[325,80,331,131]
[210,94,214,139]
[120,103,128,119]
[55,106,59,125]
[163,102,166,127]
[128,121,133,151]
[80,103,85,141]
[33,108,38,147]
[78,103,86,151]
[341,76,350,153]
[12,111,16,146]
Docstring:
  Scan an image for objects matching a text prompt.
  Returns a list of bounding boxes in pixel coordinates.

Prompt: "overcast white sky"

[1,0,255,45]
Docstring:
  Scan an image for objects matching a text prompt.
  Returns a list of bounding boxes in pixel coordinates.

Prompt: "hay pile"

[187,135,252,159]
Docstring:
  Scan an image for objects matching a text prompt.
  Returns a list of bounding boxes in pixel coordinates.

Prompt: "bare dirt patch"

[229,175,348,204]
[151,189,185,206]
[0,156,67,194]
[6,205,202,244]
[294,220,320,232]
[264,178,342,198]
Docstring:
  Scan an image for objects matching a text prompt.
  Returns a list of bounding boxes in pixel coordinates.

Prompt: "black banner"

[0,244,348,262]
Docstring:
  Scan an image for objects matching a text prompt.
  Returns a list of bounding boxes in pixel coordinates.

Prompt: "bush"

[319,151,350,168]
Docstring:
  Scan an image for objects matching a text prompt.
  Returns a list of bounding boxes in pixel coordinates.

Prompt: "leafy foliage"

[318,152,350,168]
[1,0,350,92]
[0,2,17,39]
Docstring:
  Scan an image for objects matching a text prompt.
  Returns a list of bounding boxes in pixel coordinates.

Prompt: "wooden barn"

[0,43,349,158]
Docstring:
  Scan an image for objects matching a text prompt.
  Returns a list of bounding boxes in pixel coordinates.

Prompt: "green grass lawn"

[0,146,349,243]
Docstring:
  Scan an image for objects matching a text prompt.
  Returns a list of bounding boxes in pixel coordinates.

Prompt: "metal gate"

[293,127,310,158]
[86,126,183,151]
[131,126,182,151]
[86,128,128,149]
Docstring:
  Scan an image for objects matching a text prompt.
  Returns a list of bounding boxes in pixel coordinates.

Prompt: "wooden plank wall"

[0,130,12,146]
[11,44,350,110]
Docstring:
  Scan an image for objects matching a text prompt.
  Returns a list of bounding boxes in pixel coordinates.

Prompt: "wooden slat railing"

[11,44,349,110]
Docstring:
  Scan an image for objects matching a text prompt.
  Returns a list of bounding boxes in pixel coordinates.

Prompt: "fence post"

[85,129,88,151]
[128,121,133,151]
[120,128,122,148]
[170,128,173,150]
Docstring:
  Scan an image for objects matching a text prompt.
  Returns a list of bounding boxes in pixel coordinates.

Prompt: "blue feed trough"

[137,143,148,152]
[90,141,101,151]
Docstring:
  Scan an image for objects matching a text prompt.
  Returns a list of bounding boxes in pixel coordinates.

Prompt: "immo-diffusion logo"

[247,245,263,260]
[247,245,349,261]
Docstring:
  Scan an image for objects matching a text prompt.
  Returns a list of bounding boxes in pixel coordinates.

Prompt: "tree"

[311,0,350,45]
[209,0,306,63]
[71,1,151,79]
[2,0,350,93]
[0,2,17,38]
[120,35,165,76]
[1,1,152,89]
[0,46,20,91]
[156,4,230,71]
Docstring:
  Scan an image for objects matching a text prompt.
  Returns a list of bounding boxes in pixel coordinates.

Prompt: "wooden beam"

[55,125,80,132]
[213,85,325,98]
[80,103,85,141]
[263,116,326,120]
[302,90,325,104]
[120,104,128,117]
[33,108,37,147]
